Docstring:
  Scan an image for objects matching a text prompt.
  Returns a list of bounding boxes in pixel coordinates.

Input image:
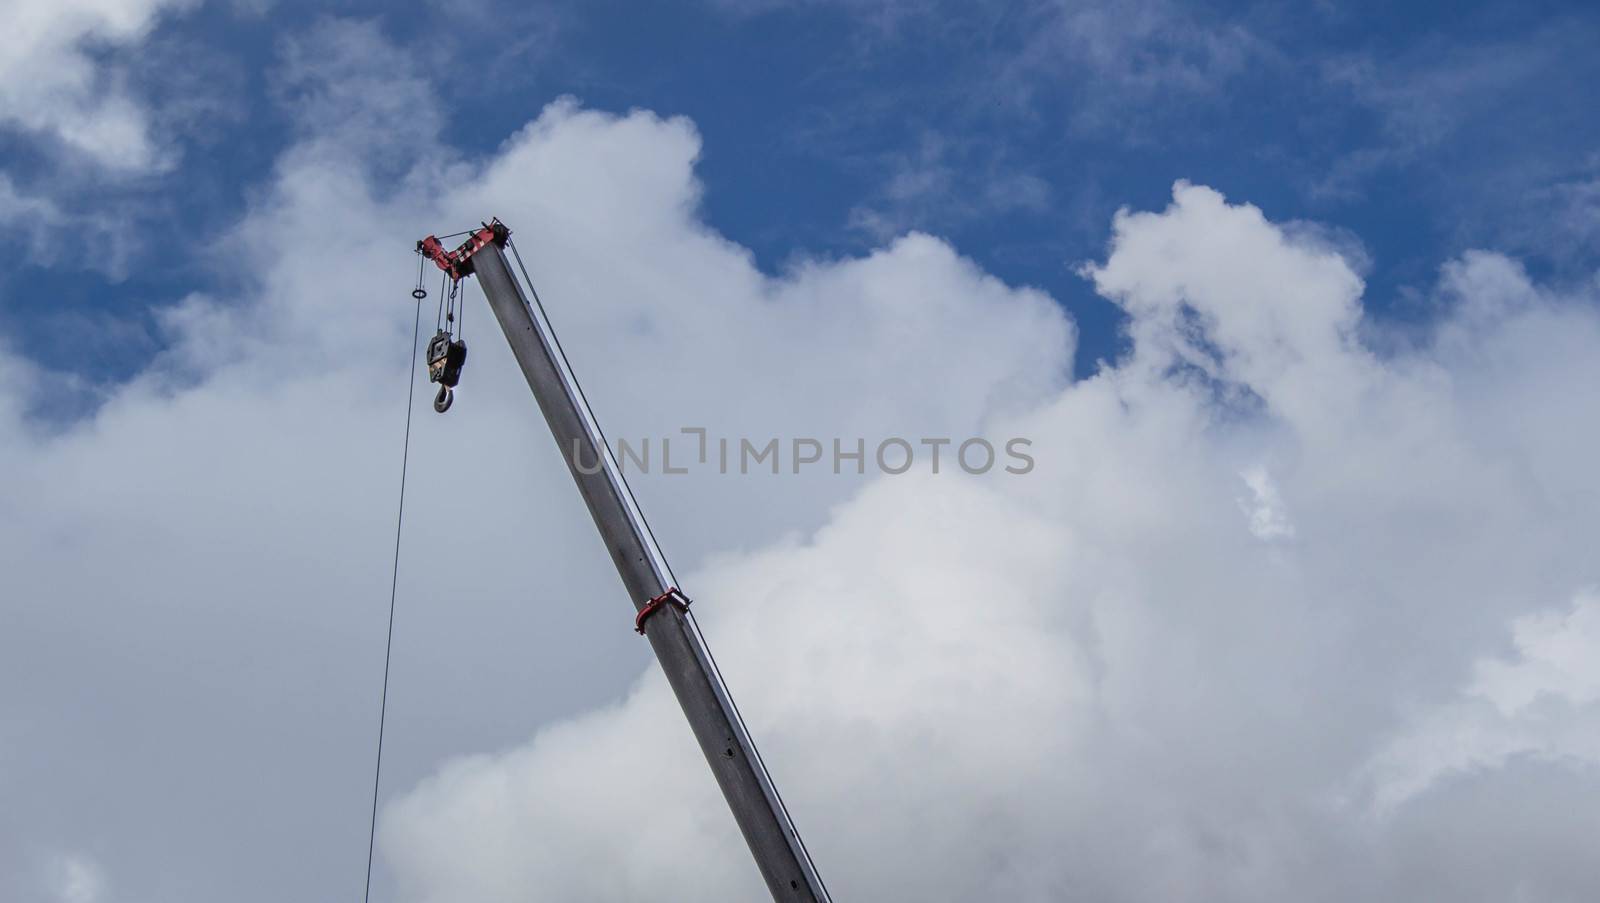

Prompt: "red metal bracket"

[417,219,510,280]
[635,587,692,635]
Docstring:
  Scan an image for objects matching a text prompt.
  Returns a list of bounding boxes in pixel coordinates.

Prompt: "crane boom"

[428,224,829,901]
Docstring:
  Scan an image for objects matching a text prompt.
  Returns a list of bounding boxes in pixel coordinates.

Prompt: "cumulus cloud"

[379,183,1600,903]
[3,24,1600,903]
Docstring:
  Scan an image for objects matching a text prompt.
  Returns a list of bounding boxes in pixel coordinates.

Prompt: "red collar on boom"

[417,219,510,280]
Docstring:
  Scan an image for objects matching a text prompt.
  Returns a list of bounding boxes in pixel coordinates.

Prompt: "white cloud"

[1238,465,1294,540]
[0,0,198,171]
[1475,591,1600,715]
[378,183,1600,902]
[43,852,106,903]
[1363,590,1600,811]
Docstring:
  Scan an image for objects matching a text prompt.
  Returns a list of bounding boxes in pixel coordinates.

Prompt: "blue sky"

[8,0,1599,394]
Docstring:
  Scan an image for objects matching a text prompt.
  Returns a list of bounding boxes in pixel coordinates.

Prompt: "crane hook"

[424,329,467,414]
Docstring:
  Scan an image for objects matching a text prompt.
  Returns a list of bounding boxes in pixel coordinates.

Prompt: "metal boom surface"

[471,239,828,901]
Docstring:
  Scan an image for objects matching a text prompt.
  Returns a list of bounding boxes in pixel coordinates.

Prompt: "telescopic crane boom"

[416,221,830,902]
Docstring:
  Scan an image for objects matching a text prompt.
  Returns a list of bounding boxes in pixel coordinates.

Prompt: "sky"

[2,1,1599,902]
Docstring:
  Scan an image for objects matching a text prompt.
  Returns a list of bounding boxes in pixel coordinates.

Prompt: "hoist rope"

[506,239,677,585]
[362,266,426,903]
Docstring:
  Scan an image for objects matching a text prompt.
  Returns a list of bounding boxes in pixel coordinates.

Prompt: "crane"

[414,220,831,901]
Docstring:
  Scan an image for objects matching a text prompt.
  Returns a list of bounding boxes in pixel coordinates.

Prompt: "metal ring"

[411,288,427,300]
